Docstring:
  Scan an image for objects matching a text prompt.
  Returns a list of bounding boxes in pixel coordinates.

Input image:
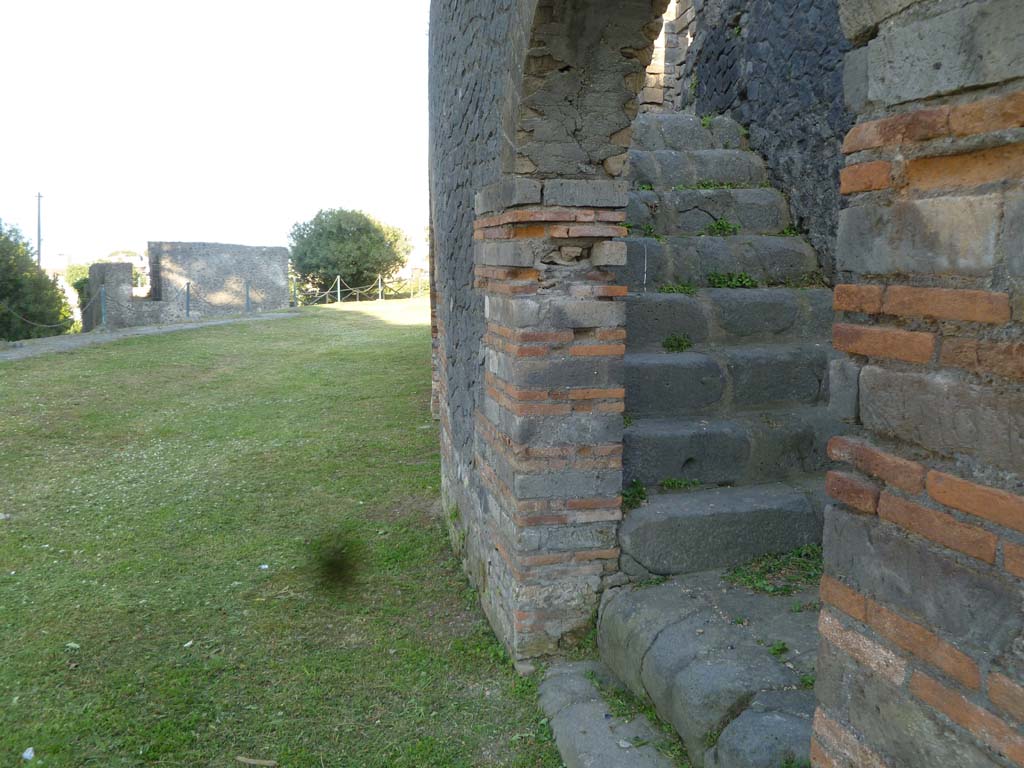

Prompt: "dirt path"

[0,312,300,363]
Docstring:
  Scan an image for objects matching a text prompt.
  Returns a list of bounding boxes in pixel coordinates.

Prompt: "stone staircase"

[541,112,846,767]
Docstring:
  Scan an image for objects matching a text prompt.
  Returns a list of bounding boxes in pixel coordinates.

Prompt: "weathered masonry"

[429,0,1023,765]
[83,242,290,331]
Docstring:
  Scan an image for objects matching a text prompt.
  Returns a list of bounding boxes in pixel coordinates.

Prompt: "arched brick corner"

[432,0,669,659]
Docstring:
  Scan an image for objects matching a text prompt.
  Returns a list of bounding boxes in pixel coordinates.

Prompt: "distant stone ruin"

[82,242,290,331]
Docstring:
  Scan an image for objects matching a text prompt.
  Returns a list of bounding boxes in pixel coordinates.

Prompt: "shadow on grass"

[306,530,364,592]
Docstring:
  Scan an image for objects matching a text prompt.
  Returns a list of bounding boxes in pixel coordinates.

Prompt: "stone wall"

[83,242,289,331]
[431,0,668,658]
[815,0,1024,765]
[680,0,853,276]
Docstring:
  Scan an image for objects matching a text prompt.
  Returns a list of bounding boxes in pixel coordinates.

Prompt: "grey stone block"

[708,115,746,150]
[837,0,919,43]
[710,288,801,339]
[625,352,726,417]
[669,652,800,766]
[843,46,870,113]
[539,662,679,768]
[610,235,818,291]
[860,365,1024,475]
[474,240,543,267]
[484,294,626,330]
[625,293,712,351]
[598,582,704,696]
[837,196,1002,277]
[513,468,622,500]
[725,343,829,407]
[619,483,820,575]
[474,176,543,215]
[636,189,790,236]
[824,504,1022,656]
[627,149,766,190]
[543,179,630,209]
[828,358,861,422]
[1003,193,1024,278]
[623,407,844,487]
[624,418,752,487]
[867,0,1024,105]
[632,112,717,152]
[704,691,814,768]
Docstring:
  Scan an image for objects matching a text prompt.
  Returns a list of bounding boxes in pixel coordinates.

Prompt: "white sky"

[0,1,430,272]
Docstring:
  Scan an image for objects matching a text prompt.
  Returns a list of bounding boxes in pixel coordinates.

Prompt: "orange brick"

[573,547,620,562]
[506,402,571,416]
[810,736,839,768]
[819,574,868,622]
[882,286,1011,324]
[940,338,1024,381]
[813,709,891,768]
[476,266,541,281]
[567,496,621,510]
[595,210,627,222]
[568,388,625,400]
[833,323,936,364]
[950,91,1024,137]
[866,599,981,690]
[990,672,1024,725]
[842,107,950,153]
[840,161,893,194]
[878,491,997,564]
[1005,541,1024,579]
[569,344,626,357]
[555,224,628,238]
[826,470,880,514]
[927,471,1024,534]
[595,328,627,341]
[827,436,927,493]
[905,143,1024,192]
[819,611,907,685]
[513,329,574,343]
[511,223,549,239]
[834,284,884,314]
[910,672,1024,765]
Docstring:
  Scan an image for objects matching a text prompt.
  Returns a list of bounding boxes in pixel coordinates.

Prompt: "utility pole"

[36,193,43,267]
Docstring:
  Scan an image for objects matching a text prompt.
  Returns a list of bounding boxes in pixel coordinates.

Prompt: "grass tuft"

[724,544,824,596]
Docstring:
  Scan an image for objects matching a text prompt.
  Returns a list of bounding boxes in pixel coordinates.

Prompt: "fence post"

[378,274,383,301]
[100,285,107,328]
[336,276,342,304]
[186,282,191,319]
[245,281,252,313]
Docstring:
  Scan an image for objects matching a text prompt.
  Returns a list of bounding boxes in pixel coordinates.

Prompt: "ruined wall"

[149,242,289,313]
[83,243,289,331]
[815,0,1024,764]
[680,0,853,276]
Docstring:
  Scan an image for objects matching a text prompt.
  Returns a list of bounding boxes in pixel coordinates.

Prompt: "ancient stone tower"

[429,0,1024,765]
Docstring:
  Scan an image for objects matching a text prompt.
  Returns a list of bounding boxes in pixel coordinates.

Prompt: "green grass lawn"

[0,299,560,767]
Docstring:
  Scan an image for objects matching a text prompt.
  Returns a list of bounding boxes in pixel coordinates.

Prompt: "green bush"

[290,209,411,292]
[0,227,72,341]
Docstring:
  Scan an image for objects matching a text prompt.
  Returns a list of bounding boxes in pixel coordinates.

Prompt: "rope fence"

[295,274,427,306]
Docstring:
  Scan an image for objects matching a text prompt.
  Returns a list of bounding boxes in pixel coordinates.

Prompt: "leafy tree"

[290,209,411,292]
[0,227,72,341]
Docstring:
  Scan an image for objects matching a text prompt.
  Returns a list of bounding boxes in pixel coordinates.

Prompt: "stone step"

[628,189,790,237]
[619,480,824,578]
[539,661,682,768]
[609,236,820,290]
[598,571,819,768]
[631,112,747,152]
[623,406,845,487]
[627,149,766,190]
[625,343,830,418]
[625,289,833,351]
